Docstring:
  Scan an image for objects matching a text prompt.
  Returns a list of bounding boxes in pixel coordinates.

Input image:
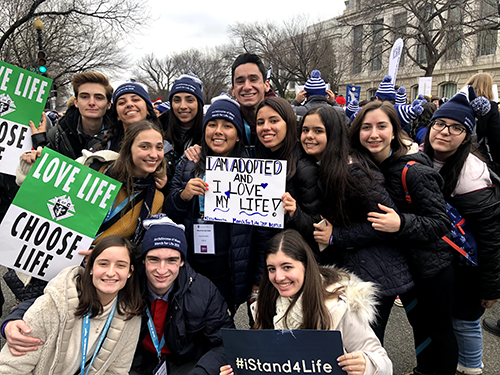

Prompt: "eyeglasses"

[431,121,467,136]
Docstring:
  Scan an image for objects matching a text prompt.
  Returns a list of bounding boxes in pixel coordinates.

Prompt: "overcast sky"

[115,0,346,82]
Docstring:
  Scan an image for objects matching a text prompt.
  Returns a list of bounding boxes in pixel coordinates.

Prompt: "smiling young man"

[130,216,235,375]
[231,53,275,153]
[31,72,113,160]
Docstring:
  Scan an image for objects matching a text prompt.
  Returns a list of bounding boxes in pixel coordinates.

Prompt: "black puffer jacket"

[32,105,111,159]
[476,100,500,168]
[165,157,265,307]
[285,144,323,252]
[320,163,414,297]
[380,149,453,278]
[447,165,500,302]
[132,262,235,375]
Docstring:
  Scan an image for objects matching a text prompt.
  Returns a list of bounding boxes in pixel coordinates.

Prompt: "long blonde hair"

[466,73,494,100]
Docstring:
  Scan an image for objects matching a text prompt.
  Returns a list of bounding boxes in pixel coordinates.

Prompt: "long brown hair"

[256,97,298,179]
[349,100,411,164]
[75,235,143,320]
[254,230,347,330]
[111,120,166,195]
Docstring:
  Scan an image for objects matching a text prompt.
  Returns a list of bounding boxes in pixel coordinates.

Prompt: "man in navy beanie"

[130,215,235,375]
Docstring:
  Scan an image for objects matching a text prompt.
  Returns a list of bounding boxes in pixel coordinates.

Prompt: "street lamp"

[33,18,47,75]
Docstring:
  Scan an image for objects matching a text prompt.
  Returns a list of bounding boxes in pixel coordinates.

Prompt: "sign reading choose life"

[0,148,121,281]
[0,60,52,175]
[204,156,287,228]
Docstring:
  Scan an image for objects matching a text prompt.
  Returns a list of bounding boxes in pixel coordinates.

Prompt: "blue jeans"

[452,317,483,369]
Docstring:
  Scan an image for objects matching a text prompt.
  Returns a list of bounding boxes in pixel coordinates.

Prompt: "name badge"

[153,358,167,375]
[193,223,215,254]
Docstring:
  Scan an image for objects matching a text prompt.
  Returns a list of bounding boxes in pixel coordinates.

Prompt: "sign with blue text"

[0,148,121,281]
[222,329,344,375]
[0,60,52,175]
[204,157,286,228]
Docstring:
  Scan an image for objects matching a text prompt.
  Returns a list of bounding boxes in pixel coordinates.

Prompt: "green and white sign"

[0,60,52,175]
[0,148,121,281]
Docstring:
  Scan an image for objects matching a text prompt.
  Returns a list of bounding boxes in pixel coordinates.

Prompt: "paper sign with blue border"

[0,148,121,281]
[222,329,344,375]
[204,156,286,228]
[0,60,52,175]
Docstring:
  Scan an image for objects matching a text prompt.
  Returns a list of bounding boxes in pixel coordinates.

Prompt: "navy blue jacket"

[320,162,414,297]
[165,157,266,307]
[133,262,235,375]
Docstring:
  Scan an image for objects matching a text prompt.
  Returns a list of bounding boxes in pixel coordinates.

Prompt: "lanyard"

[145,306,166,359]
[80,298,117,375]
[102,191,140,224]
[198,173,206,214]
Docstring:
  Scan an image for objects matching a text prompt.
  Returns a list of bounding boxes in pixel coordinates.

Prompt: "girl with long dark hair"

[255,97,322,251]
[220,229,392,375]
[301,106,413,344]
[165,94,263,315]
[349,100,457,375]
[423,86,500,375]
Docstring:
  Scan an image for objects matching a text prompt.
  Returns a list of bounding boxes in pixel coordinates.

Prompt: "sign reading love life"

[0,60,52,175]
[0,148,121,281]
[204,156,287,228]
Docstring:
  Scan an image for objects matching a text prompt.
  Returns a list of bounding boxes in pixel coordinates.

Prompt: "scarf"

[130,175,157,245]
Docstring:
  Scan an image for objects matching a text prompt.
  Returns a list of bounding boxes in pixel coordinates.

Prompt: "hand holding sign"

[181,178,208,201]
[29,111,47,135]
[337,352,367,375]
[281,192,296,219]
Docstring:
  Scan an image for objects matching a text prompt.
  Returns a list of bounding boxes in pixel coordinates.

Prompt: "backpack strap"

[401,161,420,204]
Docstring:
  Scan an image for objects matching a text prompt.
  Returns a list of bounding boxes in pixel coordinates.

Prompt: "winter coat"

[132,262,235,375]
[285,144,323,251]
[476,100,500,169]
[379,147,453,278]
[435,154,500,320]
[32,105,111,159]
[165,156,265,307]
[0,266,141,375]
[253,272,392,375]
[291,95,351,126]
[321,162,414,297]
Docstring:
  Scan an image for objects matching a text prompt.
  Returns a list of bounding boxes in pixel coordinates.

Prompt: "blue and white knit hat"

[203,93,244,137]
[141,214,187,260]
[396,87,407,105]
[156,101,170,113]
[376,75,396,101]
[304,70,327,97]
[394,102,424,129]
[431,85,490,133]
[169,73,204,104]
[345,99,359,118]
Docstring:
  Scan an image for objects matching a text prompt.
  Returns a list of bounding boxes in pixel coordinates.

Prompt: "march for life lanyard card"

[0,60,52,176]
[204,156,286,228]
[0,148,121,281]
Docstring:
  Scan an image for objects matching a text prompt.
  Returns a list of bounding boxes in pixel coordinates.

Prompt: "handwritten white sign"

[204,156,286,228]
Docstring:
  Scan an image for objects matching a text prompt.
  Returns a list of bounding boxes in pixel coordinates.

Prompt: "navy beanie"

[203,93,244,138]
[169,73,204,104]
[431,85,490,133]
[376,75,396,101]
[304,70,327,97]
[395,87,407,105]
[345,100,359,118]
[141,215,188,260]
[112,82,152,111]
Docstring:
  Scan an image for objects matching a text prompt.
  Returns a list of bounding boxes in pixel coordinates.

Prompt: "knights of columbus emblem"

[47,195,76,221]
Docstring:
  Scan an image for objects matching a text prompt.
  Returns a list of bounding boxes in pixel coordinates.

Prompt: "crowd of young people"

[0,53,499,375]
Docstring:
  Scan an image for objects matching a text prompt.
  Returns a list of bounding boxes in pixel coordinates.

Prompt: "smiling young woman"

[350,100,458,375]
[0,235,143,375]
[424,87,500,375]
[220,229,392,375]
[165,94,265,315]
